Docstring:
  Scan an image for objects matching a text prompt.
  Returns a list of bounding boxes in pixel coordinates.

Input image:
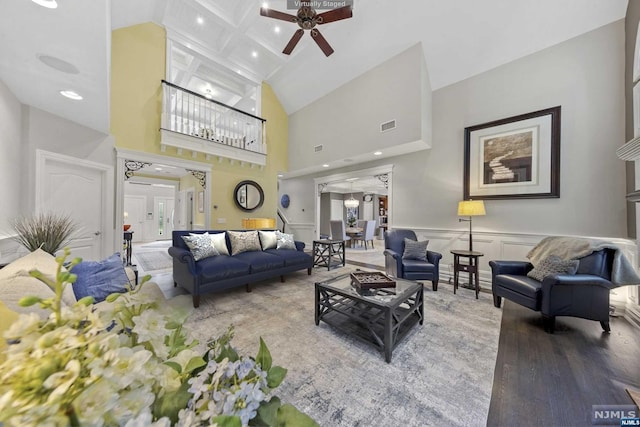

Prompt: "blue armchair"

[383,229,442,291]
[490,249,616,333]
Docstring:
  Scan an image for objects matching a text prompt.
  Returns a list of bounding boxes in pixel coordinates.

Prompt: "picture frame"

[198,191,204,213]
[464,106,561,200]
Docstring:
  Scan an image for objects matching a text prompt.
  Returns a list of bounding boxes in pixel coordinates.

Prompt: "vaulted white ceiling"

[0,0,628,134]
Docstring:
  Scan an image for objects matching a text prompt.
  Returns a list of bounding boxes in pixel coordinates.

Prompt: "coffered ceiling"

[0,0,629,134]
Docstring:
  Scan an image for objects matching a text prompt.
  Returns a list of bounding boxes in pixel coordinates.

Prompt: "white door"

[124,195,145,243]
[330,200,343,221]
[154,196,174,240]
[174,190,194,230]
[36,151,111,260]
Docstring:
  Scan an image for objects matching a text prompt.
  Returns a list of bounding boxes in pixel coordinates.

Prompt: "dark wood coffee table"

[315,271,424,363]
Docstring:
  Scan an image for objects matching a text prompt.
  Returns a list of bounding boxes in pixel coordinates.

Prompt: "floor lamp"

[458,200,486,251]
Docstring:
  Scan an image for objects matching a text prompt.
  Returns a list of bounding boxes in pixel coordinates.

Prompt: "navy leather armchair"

[490,249,616,333]
[383,229,442,291]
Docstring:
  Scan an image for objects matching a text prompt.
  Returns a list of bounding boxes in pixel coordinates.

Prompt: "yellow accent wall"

[111,23,289,230]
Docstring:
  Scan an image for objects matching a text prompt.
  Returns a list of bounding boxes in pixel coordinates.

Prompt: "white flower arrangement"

[0,249,317,427]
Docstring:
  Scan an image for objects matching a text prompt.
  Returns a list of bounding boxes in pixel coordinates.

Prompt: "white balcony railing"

[160,81,267,164]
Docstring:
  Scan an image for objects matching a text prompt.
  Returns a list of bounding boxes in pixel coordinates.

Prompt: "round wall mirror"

[234,180,264,212]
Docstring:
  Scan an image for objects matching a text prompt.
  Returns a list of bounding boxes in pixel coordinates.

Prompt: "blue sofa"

[169,230,312,307]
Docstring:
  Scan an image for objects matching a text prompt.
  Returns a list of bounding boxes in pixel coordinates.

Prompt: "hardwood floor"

[487,301,640,427]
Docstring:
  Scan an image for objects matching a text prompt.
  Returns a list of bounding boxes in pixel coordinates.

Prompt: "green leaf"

[252,397,281,426]
[152,380,192,424]
[276,404,319,427]
[266,366,287,388]
[256,337,272,371]
[184,356,206,374]
[105,293,121,303]
[77,296,95,306]
[211,415,242,427]
[18,295,42,307]
[164,361,182,374]
[217,345,239,363]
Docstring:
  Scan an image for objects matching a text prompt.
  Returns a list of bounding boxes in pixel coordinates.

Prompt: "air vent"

[314,144,323,152]
[380,120,396,133]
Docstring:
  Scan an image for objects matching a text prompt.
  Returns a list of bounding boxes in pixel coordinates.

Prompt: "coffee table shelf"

[315,271,424,363]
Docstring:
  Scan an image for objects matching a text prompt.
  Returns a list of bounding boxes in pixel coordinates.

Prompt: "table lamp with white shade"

[458,200,486,251]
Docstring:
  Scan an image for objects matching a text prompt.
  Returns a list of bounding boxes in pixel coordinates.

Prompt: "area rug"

[134,250,172,272]
[184,267,502,426]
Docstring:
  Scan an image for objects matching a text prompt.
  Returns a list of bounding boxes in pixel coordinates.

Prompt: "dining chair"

[361,220,376,249]
[330,220,350,245]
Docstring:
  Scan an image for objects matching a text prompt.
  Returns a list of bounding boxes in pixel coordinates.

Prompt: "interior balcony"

[160,80,267,166]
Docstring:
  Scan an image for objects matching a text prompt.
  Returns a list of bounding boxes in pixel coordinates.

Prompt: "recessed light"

[59,90,82,100]
[277,174,284,178]
[274,26,280,33]
[252,51,258,58]
[155,167,162,171]
[373,151,382,156]
[322,164,330,168]
[31,0,57,9]
[262,2,269,9]
[37,54,79,74]
[197,16,204,25]
[251,107,255,111]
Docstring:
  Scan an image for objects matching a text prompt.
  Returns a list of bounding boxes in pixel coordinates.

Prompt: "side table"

[313,239,345,271]
[450,249,484,299]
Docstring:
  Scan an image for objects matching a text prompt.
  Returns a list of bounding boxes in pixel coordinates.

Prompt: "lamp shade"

[458,200,486,216]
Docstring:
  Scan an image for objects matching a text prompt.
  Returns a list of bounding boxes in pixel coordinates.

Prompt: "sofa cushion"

[195,256,251,282]
[527,255,579,282]
[72,253,131,303]
[403,259,435,273]
[182,232,219,261]
[264,248,312,266]
[259,230,278,250]
[495,274,542,300]
[228,231,262,256]
[233,251,285,273]
[402,238,429,261]
[275,231,296,250]
[210,232,230,256]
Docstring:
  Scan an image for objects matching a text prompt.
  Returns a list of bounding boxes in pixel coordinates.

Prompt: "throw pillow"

[182,232,218,261]
[402,238,429,261]
[527,255,580,282]
[258,230,278,250]
[210,232,230,256]
[0,248,76,309]
[228,231,262,255]
[276,230,296,250]
[72,253,131,303]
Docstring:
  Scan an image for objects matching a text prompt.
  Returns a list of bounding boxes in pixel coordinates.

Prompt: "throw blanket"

[527,236,640,287]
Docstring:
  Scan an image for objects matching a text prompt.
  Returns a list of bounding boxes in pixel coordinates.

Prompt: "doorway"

[314,164,393,240]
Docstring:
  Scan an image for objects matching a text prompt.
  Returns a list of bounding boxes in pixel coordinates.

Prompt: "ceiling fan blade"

[260,7,297,23]
[317,6,352,24]
[283,29,305,55]
[311,29,334,57]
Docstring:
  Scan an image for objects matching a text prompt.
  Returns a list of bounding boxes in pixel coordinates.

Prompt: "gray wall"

[288,43,431,171]
[283,20,627,239]
[0,80,23,237]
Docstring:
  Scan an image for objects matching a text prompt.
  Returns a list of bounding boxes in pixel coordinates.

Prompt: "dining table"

[345,227,363,247]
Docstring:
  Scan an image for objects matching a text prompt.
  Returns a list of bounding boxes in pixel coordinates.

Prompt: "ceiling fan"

[260,3,353,57]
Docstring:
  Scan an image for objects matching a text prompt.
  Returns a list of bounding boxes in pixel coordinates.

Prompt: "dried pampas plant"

[11,212,77,255]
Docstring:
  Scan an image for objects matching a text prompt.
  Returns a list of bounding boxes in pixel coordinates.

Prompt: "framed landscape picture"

[463,106,561,200]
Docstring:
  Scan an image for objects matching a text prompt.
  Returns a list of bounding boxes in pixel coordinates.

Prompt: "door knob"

[94,231,101,236]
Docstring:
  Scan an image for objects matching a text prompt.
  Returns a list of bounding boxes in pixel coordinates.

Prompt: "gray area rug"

[135,250,172,272]
[184,267,502,427]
